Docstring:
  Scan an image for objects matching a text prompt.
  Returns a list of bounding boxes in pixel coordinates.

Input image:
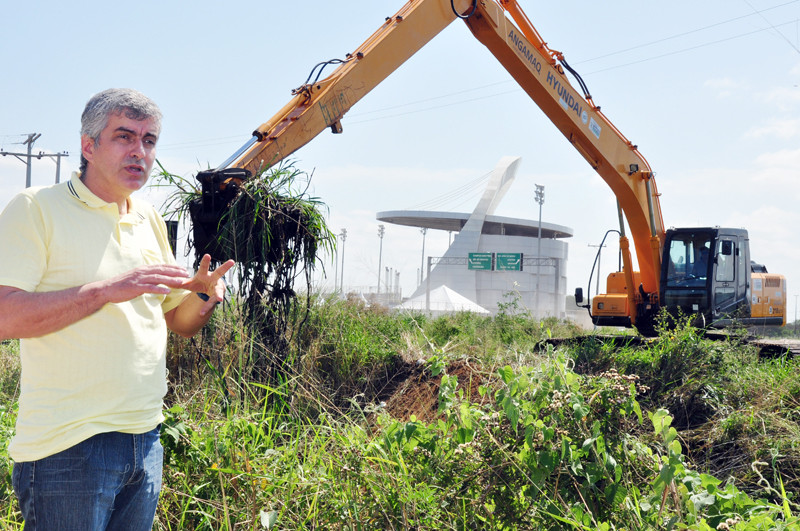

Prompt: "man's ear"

[80,135,95,164]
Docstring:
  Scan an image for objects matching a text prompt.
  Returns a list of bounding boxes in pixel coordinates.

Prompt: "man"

[693,246,710,278]
[0,88,234,530]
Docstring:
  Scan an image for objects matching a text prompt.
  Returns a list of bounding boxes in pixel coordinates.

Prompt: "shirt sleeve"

[0,192,47,292]
[144,207,190,313]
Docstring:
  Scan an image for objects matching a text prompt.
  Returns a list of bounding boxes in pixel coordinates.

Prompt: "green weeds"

[1,305,799,529]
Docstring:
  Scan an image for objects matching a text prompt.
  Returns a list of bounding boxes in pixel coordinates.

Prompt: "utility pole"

[377,225,385,295]
[339,228,347,294]
[795,294,798,336]
[534,184,545,318]
[1,133,69,187]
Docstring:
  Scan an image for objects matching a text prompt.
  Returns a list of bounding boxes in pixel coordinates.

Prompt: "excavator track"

[545,332,799,358]
[732,337,799,357]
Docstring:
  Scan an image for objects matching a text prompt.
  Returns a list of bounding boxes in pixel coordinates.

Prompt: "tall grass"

[0,340,20,528]
[1,303,799,529]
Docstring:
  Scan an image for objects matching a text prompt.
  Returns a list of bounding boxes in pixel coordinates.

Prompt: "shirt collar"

[67,171,112,209]
[67,172,145,222]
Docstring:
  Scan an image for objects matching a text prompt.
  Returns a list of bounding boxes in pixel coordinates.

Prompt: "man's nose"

[130,140,146,160]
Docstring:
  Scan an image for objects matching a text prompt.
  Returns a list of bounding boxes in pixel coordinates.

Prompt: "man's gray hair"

[79,88,162,172]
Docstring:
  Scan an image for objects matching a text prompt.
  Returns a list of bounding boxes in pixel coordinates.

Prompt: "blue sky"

[2,1,799,319]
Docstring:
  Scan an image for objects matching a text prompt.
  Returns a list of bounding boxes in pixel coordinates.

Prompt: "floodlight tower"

[377,224,385,295]
[339,228,347,293]
[419,227,427,286]
[534,184,545,318]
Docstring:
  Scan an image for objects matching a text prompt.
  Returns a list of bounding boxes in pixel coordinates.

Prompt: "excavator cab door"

[710,235,750,322]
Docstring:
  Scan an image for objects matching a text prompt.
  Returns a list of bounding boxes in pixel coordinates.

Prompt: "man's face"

[80,111,159,203]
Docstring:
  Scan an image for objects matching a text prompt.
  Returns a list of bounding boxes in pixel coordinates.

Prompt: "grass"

[0,340,19,528]
[1,302,799,529]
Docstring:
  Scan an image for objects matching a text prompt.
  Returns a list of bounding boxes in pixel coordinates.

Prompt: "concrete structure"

[378,156,573,317]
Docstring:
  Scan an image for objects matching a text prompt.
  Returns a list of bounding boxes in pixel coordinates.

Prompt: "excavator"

[191,0,786,336]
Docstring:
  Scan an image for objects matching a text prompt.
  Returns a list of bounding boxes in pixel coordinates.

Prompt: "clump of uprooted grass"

[154,160,335,387]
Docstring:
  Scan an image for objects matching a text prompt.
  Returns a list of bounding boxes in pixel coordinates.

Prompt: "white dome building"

[378,156,572,317]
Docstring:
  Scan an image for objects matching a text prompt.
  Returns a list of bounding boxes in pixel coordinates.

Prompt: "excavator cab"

[660,227,751,328]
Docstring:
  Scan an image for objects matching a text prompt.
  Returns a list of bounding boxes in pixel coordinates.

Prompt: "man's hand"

[165,254,236,337]
[178,254,236,316]
[99,264,193,304]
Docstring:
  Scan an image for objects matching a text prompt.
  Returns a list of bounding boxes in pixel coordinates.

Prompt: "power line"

[347,87,519,126]
[406,170,492,211]
[325,16,800,126]
[579,0,800,64]
[587,19,800,74]
[88,6,800,157]
[158,135,245,151]
[348,80,511,118]
[0,133,69,187]
[743,0,800,54]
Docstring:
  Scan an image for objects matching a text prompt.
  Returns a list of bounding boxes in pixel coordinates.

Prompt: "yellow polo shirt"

[0,173,188,462]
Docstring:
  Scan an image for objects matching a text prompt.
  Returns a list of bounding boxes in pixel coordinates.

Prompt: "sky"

[2,0,799,320]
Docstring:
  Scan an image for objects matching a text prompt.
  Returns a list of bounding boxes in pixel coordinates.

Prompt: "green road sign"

[468,252,493,270]
[496,252,522,271]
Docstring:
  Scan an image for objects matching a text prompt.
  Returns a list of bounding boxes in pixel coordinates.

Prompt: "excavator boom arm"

[221,0,666,305]
[227,0,474,175]
[461,1,665,294]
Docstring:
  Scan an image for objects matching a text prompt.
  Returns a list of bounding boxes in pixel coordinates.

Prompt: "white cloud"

[754,147,800,166]
[745,118,800,140]
[759,85,800,111]
[729,205,800,287]
[752,148,800,189]
[703,77,744,98]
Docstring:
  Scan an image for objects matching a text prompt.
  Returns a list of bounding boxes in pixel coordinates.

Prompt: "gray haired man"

[0,88,234,529]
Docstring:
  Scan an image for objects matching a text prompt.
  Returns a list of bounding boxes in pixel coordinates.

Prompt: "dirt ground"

[380,359,493,423]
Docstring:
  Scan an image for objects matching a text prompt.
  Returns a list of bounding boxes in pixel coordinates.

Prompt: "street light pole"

[339,228,347,294]
[419,227,427,286]
[333,241,339,292]
[377,225,385,295]
[534,184,545,318]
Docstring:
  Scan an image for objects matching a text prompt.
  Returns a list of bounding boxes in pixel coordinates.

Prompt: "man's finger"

[214,259,236,278]
[198,254,212,273]
[140,264,190,279]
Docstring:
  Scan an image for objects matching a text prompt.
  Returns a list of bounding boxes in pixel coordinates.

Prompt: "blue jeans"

[12,426,163,531]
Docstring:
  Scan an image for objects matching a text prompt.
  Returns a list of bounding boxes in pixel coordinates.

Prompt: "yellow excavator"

[192,0,786,335]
